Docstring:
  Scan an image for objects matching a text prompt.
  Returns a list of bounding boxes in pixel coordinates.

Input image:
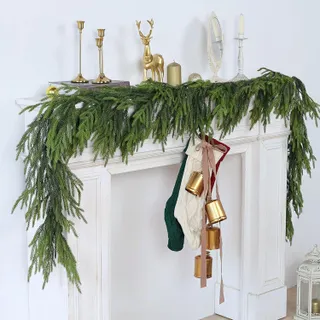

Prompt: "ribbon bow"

[197,140,220,202]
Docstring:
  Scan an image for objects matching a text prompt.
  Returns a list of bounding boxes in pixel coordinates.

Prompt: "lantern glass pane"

[312,281,320,316]
[300,280,309,315]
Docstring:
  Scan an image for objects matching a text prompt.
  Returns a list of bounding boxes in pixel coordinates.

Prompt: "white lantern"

[295,245,320,319]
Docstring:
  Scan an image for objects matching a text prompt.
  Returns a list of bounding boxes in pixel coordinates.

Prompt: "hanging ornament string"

[211,141,225,305]
[219,221,225,304]
[197,138,225,303]
[197,138,218,288]
[199,137,209,288]
[200,206,208,288]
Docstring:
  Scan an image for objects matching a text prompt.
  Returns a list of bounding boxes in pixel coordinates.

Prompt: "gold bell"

[185,171,204,196]
[194,251,212,279]
[207,226,220,250]
[205,199,227,225]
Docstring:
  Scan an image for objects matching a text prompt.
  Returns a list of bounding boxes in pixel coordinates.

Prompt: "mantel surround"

[17,97,290,320]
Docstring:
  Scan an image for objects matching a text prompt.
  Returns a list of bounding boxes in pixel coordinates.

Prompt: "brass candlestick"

[92,29,111,84]
[97,28,105,38]
[71,21,89,83]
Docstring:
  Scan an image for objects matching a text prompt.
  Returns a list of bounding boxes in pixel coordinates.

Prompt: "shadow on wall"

[114,25,142,82]
[55,24,69,80]
[181,18,208,80]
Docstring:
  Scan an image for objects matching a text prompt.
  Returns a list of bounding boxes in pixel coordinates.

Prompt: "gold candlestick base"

[92,73,111,84]
[71,73,89,83]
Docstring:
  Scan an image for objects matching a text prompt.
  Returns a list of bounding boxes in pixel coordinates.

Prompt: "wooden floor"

[204,287,296,320]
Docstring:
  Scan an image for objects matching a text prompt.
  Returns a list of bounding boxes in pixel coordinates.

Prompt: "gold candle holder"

[312,299,320,314]
[206,199,227,225]
[206,226,220,250]
[97,28,105,38]
[71,21,89,83]
[185,171,204,197]
[92,29,111,84]
[194,251,212,279]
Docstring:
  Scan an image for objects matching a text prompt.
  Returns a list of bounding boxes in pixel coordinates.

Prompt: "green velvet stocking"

[164,148,188,252]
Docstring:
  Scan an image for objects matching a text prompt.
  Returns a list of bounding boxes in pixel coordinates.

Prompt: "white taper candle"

[239,14,244,36]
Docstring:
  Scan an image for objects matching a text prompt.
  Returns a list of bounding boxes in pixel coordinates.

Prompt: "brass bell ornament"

[206,199,227,225]
[185,171,204,196]
[46,85,58,96]
[194,251,213,279]
[207,226,220,250]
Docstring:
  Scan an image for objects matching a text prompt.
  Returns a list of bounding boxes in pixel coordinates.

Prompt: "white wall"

[1,0,319,318]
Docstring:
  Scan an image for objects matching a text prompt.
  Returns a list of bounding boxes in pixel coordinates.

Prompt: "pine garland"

[13,68,319,290]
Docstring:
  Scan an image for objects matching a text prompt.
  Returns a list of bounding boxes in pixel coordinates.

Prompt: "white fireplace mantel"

[17,97,290,320]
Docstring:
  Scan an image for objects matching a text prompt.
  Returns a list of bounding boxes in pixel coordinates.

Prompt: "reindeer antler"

[147,19,154,29]
[136,18,154,40]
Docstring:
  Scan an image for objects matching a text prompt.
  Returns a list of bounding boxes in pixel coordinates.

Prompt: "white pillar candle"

[239,14,244,36]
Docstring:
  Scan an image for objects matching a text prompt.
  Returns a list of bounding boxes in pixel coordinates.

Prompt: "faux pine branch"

[13,68,320,290]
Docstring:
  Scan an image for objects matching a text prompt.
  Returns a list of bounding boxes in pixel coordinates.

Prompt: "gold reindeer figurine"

[136,19,164,82]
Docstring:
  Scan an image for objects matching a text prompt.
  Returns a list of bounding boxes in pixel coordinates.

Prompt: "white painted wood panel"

[260,138,287,290]
[214,154,242,320]
[110,166,216,320]
[68,166,111,320]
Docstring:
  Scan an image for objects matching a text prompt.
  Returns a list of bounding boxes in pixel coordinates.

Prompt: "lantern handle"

[305,244,320,262]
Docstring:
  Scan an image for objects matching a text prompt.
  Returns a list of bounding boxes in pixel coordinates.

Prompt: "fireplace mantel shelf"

[16,97,290,320]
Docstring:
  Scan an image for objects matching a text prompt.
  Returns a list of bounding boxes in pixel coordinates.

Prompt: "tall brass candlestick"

[71,21,89,83]
[167,61,182,86]
[92,29,111,84]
